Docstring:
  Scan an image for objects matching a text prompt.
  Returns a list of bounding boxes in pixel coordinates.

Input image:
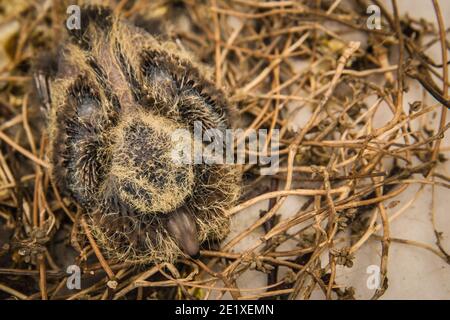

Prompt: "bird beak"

[166,208,200,259]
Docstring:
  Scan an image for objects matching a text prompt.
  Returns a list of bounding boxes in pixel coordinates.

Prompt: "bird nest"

[0,0,448,300]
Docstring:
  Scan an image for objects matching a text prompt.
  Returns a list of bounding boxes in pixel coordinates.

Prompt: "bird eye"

[76,94,101,123]
[69,78,102,122]
[78,96,97,118]
[148,68,173,84]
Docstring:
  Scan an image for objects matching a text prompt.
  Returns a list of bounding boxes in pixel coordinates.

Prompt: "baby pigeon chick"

[37,6,240,264]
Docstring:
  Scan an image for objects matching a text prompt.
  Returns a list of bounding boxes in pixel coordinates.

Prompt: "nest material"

[0,0,448,300]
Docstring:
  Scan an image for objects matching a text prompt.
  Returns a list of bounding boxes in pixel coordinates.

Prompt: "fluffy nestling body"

[36,6,240,264]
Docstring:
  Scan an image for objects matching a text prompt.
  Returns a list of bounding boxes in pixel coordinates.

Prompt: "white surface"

[341,0,450,300]
[224,0,450,300]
